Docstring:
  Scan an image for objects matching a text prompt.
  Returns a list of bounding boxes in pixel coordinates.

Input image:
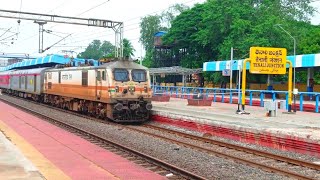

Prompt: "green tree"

[123,38,135,58]
[78,40,114,59]
[78,40,102,59]
[139,15,162,53]
[299,25,320,54]
[162,3,213,68]
[78,39,136,60]
[139,4,188,67]
[142,49,154,67]
[100,41,115,57]
[161,4,189,28]
[162,0,316,83]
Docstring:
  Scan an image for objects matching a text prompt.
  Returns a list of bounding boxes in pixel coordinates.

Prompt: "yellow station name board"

[249,47,287,74]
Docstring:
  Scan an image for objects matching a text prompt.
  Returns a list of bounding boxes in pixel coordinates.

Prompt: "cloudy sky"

[0,0,319,59]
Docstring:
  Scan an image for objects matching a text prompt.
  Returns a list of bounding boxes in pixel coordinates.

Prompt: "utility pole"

[34,21,47,53]
[236,63,242,113]
[230,47,233,89]
[140,43,143,65]
[275,24,297,112]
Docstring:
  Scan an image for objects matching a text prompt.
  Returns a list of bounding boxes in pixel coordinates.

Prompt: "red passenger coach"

[0,71,11,90]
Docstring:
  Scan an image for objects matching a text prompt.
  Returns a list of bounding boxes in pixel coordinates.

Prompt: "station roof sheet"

[9,67,48,75]
[203,53,320,71]
[0,54,99,71]
[154,31,167,37]
[149,66,203,75]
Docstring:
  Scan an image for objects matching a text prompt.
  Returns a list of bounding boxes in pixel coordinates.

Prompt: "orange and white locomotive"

[0,59,153,122]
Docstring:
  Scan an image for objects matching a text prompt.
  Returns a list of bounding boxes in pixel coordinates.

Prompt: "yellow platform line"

[0,120,71,180]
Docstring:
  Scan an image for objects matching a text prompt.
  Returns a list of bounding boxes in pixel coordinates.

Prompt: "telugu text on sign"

[249,47,287,74]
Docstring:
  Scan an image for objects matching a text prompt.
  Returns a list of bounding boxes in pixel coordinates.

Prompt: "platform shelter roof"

[149,66,203,76]
[0,54,99,72]
[203,53,320,71]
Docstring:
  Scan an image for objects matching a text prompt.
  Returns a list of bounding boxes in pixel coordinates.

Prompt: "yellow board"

[249,47,287,74]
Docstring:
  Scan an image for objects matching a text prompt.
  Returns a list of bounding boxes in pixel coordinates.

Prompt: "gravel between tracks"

[151,122,320,164]
[0,95,306,180]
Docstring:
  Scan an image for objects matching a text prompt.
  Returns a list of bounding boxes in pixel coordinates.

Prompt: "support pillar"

[267,75,273,90]
[307,68,314,100]
[182,74,186,87]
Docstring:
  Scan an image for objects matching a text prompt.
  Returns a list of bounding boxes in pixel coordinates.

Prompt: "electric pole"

[34,20,47,53]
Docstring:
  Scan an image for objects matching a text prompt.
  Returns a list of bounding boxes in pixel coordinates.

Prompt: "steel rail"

[0,97,205,180]
[144,124,320,171]
[122,124,319,180]
[1,94,319,179]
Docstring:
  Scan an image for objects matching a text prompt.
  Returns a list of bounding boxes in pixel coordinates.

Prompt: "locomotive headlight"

[115,86,119,92]
[146,103,152,110]
[129,86,135,92]
[144,86,148,93]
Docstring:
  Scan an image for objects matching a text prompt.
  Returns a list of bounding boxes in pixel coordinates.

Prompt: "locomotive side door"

[96,69,102,100]
[33,75,37,92]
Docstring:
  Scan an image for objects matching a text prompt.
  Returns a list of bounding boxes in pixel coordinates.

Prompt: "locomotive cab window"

[113,69,129,82]
[132,69,146,82]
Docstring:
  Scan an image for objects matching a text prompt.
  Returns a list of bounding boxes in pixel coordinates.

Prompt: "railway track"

[127,124,320,180]
[2,95,320,179]
[0,96,205,180]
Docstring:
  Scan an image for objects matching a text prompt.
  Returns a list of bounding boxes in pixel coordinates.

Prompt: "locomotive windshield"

[114,69,129,82]
[132,69,146,82]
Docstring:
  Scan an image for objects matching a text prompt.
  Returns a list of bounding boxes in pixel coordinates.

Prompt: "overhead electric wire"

[60,26,141,46]
[123,0,197,23]
[0,33,19,42]
[13,0,195,42]
[19,0,23,18]
[52,0,200,44]
[3,0,70,49]
[4,0,203,54]
[0,28,12,39]
[53,0,202,47]
[15,0,112,45]
[77,0,110,16]
[48,0,111,30]
[43,33,72,52]
[68,0,198,32]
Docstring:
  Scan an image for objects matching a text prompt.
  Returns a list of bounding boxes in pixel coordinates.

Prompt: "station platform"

[0,132,43,179]
[152,98,320,157]
[0,101,164,180]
